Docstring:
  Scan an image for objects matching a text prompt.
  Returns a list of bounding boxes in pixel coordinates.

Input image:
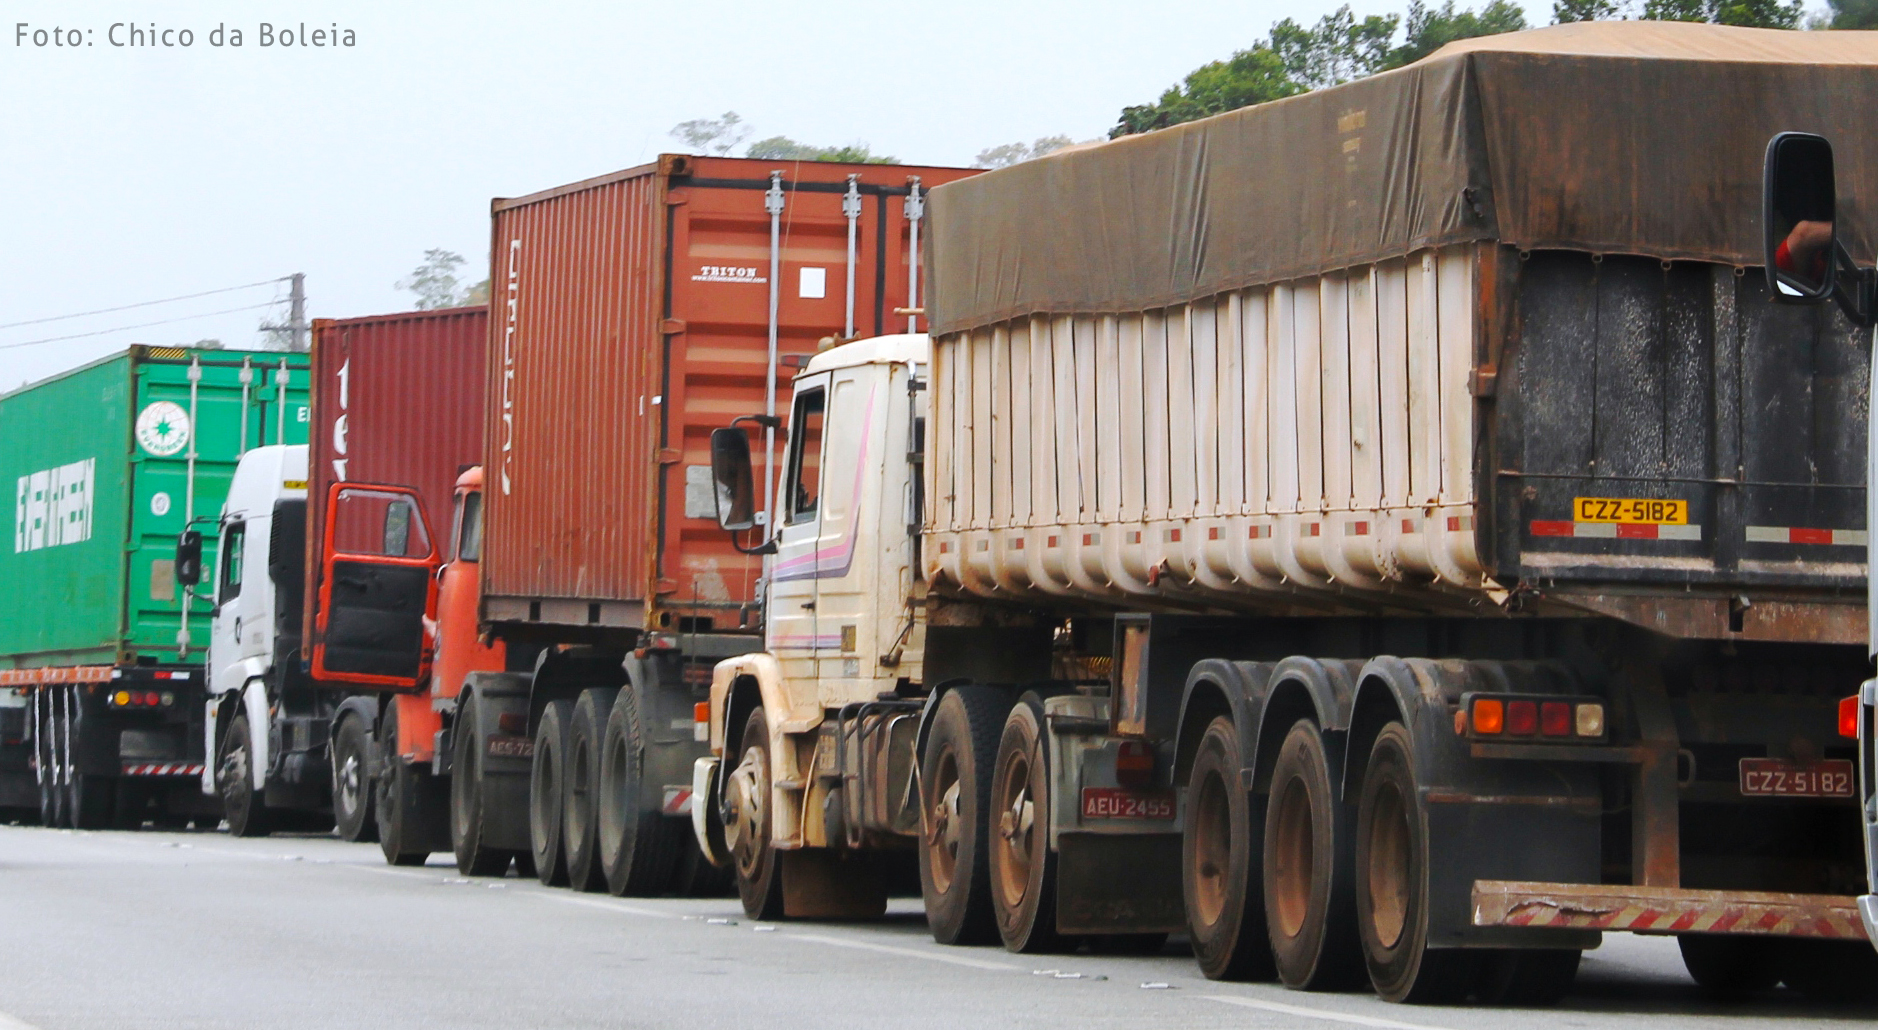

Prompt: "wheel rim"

[1271,775,1313,939]
[338,749,362,820]
[1190,765,1231,927]
[1366,778,1410,950]
[925,746,963,894]
[726,742,768,881]
[993,742,1035,910]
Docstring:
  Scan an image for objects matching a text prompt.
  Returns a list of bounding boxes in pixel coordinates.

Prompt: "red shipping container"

[483,154,977,634]
[305,307,489,637]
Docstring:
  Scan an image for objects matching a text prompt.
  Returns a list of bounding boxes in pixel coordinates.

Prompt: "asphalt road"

[0,824,1871,1030]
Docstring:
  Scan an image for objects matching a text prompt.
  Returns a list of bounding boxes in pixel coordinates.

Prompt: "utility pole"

[259,273,309,351]
[288,273,307,352]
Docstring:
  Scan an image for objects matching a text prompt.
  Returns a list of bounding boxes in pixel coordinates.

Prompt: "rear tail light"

[1471,697,1504,734]
[112,691,131,707]
[694,702,710,724]
[1506,700,1538,736]
[1115,739,1154,788]
[1574,703,1604,738]
[1840,695,1859,739]
[1540,702,1571,737]
[496,712,528,736]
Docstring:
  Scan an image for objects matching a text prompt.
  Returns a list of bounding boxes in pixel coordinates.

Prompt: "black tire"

[919,685,1007,946]
[564,687,618,892]
[1474,948,1581,1006]
[598,680,684,897]
[452,692,518,876]
[68,773,115,830]
[1676,935,1780,999]
[377,704,443,866]
[1264,719,1364,990]
[723,706,784,918]
[673,832,736,897]
[530,700,574,887]
[1185,716,1277,981]
[1776,938,1878,1003]
[332,713,378,844]
[1355,722,1470,1003]
[219,712,274,838]
[990,698,1067,953]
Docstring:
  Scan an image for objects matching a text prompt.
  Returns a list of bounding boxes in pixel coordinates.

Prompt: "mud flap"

[464,673,533,853]
[1054,832,1186,935]
[781,848,888,919]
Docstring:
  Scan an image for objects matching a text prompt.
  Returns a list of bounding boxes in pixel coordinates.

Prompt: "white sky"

[0,0,1814,388]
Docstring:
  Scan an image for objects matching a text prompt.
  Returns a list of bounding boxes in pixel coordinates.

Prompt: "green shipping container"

[0,346,309,668]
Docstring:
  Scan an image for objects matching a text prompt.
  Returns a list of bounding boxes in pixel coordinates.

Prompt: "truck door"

[767,376,828,681]
[311,483,440,689]
[806,369,885,680]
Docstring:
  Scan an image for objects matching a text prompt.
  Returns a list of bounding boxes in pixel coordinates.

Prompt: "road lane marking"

[536,892,676,919]
[0,1010,47,1030]
[787,933,1024,971]
[1205,995,1457,1030]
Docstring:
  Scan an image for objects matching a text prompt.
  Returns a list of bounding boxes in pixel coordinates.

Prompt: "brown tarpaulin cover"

[927,22,1878,336]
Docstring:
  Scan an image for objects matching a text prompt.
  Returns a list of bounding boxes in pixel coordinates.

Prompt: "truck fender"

[1251,657,1361,796]
[1175,660,1268,788]
[212,654,270,701]
[332,695,380,770]
[708,652,804,756]
[241,678,271,791]
[1339,656,1456,801]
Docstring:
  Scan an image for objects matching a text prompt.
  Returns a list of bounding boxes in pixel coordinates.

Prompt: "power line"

[0,301,281,351]
[0,278,285,331]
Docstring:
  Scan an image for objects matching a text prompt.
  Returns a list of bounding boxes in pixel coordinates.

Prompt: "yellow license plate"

[1573,497,1687,525]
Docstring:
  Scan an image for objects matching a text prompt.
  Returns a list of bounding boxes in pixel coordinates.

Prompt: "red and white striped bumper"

[1745,525,1868,546]
[1531,521,1702,541]
[121,762,206,778]
[1474,880,1869,940]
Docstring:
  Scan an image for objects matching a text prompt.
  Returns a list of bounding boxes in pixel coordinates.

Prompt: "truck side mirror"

[710,427,758,533]
[175,530,203,588]
[1764,132,1837,304]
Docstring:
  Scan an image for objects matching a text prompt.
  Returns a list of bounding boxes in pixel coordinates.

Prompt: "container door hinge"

[655,578,680,595]
[658,448,682,465]
[1469,368,1498,398]
[666,189,689,206]
[661,318,687,335]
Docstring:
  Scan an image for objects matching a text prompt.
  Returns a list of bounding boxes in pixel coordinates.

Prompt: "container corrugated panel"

[927,247,1479,614]
[0,346,309,667]
[305,307,488,634]
[485,155,978,632]
[928,245,1867,628]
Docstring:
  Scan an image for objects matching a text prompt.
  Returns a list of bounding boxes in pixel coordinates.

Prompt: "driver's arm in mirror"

[1777,219,1833,280]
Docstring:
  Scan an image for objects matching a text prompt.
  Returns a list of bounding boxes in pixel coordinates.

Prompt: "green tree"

[1272,5,1400,89]
[975,135,1079,169]
[1110,44,1300,137]
[669,111,750,156]
[745,137,897,163]
[396,249,479,310]
[1383,0,1527,70]
[1827,0,1878,26]
[1553,0,1622,21]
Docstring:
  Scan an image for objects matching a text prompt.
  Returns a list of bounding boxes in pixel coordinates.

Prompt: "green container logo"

[134,400,191,457]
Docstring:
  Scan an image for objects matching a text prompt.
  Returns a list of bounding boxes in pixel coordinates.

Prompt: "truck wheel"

[36,700,68,829]
[599,681,684,897]
[530,699,574,887]
[1775,938,1878,1002]
[332,714,378,843]
[1264,719,1363,990]
[1475,948,1580,1006]
[1355,722,1469,1003]
[919,685,1006,946]
[219,712,274,838]
[1675,935,1778,998]
[1184,715,1276,980]
[990,697,1066,953]
[722,706,784,918]
[452,693,520,876]
[564,687,618,892]
[376,703,443,866]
